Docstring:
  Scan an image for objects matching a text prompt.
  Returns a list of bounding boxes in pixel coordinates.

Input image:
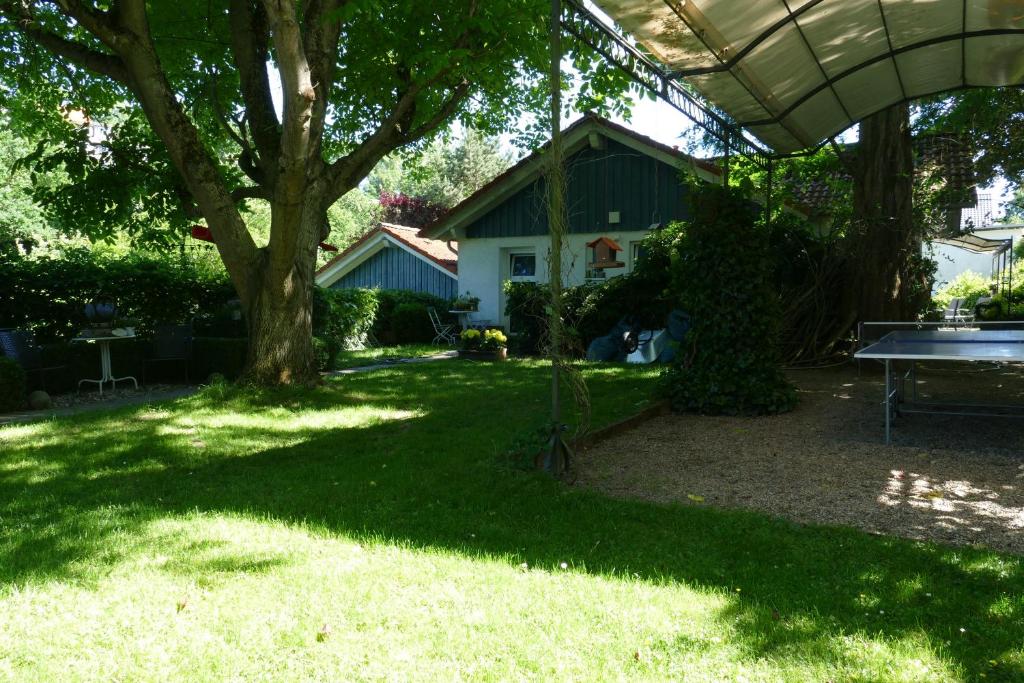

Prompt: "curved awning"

[933,233,1012,254]
[592,0,1024,153]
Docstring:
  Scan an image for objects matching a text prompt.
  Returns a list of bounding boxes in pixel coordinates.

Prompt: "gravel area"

[577,362,1024,554]
[50,383,185,409]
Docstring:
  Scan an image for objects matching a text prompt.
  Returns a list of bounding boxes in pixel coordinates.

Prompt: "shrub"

[662,184,796,416]
[312,287,379,368]
[503,226,679,357]
[312,336,331,372]
[0,356,27,412]
[390,302,433,343]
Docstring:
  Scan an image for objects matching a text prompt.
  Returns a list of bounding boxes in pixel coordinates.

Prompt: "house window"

[509,252,536,281]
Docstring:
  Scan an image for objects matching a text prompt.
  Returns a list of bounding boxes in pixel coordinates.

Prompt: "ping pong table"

[855,328,1024,443]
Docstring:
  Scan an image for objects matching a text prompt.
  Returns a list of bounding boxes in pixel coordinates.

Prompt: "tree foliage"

[916,88,1024,192]
[0,0,635,383]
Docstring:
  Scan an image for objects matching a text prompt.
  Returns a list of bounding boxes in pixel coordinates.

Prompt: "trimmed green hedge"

[0,357,26,412]
[372,290,453,345]
[0,248,234,342]
[310,287,452,370]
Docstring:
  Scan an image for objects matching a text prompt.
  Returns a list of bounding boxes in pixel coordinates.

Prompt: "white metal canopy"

[592,0,1024,153]
[932,232,1012,253]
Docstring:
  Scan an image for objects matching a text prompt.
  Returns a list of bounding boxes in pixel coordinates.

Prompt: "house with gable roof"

[315,222,458,299]
[418,113,721,328]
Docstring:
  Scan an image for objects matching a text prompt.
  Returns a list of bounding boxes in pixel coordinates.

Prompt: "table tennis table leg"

[885,358,892,445]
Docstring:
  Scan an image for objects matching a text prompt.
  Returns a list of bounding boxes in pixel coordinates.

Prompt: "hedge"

[0,248,235,342]
[0,356,26,412]
[371,289,454,345]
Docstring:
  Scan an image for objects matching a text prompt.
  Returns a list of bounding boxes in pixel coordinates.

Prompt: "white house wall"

[457,230,651,327]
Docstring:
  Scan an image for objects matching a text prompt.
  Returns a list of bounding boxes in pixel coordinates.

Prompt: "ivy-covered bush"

[0,248,234,341]
[312,286,379,368]
[663,184,796,415]
[0,356,27,412]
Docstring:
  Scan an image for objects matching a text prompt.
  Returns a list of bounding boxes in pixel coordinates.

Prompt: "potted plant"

[452,292,480,312]
[459,328,507,361]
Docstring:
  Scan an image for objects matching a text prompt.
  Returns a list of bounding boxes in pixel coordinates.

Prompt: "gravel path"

[577,362,1024,554]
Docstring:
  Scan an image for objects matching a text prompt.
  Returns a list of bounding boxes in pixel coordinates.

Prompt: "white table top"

[72,332,137,343]
[856,329,1024,361]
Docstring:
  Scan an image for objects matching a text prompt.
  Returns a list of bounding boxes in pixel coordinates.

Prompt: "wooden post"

[542,0,570,475]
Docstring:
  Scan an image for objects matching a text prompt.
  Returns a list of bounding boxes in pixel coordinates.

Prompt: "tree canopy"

[0,1,633,383]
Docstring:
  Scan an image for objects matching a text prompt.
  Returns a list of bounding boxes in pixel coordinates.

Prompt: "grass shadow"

[1,359,1021,678]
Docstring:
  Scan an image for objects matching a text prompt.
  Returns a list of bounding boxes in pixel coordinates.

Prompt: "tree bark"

[847,103,919,322]
[245,250,316,385]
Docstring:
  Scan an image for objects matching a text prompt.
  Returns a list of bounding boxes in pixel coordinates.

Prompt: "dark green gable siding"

[467,139,692,238]
[331,246,457,299]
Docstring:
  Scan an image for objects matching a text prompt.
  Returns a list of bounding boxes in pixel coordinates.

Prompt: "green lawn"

[331,343,448,369]
[1,360,1022,681]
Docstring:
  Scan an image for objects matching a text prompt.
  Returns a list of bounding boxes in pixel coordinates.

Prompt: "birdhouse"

[586,236,624,269]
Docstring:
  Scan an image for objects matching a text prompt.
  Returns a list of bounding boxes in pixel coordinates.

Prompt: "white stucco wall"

[927,225,1022,290]
[456,230,651,328]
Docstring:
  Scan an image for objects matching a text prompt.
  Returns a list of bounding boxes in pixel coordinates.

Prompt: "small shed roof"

[593,0,1024,153]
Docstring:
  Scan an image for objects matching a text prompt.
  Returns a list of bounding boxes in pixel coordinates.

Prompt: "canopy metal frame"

[562,0,780,172]
[585,0,1024,154]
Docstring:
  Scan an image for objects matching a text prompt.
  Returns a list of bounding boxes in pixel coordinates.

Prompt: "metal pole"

[885,358,892,445]
[722,131,731,187]
[765,157,774,227]
[1003,235,1011,317]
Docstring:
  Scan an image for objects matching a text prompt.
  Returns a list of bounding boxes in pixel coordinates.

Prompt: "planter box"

[458,348,507,361]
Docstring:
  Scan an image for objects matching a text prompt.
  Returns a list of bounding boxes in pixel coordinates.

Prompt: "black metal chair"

[142,324,192,384]
[0,329,68,391]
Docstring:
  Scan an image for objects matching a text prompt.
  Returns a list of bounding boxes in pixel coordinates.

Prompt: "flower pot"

[458,348,507,361]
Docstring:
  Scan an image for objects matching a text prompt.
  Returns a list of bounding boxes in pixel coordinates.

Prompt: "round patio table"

[449,310,478,330]
[72,332,139,395]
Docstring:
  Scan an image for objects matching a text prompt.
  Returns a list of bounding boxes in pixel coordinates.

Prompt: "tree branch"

[0,1,130,83]
[228,0,280,186]
[301,0,342,157]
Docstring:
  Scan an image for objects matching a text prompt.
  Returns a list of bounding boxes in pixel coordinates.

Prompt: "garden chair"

[0,328,67,391]
[428,307,457,345]
[142,324,192,384]
[942,297,974,326]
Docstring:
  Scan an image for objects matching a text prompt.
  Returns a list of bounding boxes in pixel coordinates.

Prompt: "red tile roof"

[316,222,458,278]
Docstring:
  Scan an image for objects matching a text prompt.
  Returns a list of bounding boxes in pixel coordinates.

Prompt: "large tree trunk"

[239,194,323,385]
[846,103,919,322]
[243,254,317,385]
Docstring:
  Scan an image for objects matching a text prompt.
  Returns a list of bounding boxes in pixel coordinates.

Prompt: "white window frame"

[630,241,648,271]
[509,251,537,282]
